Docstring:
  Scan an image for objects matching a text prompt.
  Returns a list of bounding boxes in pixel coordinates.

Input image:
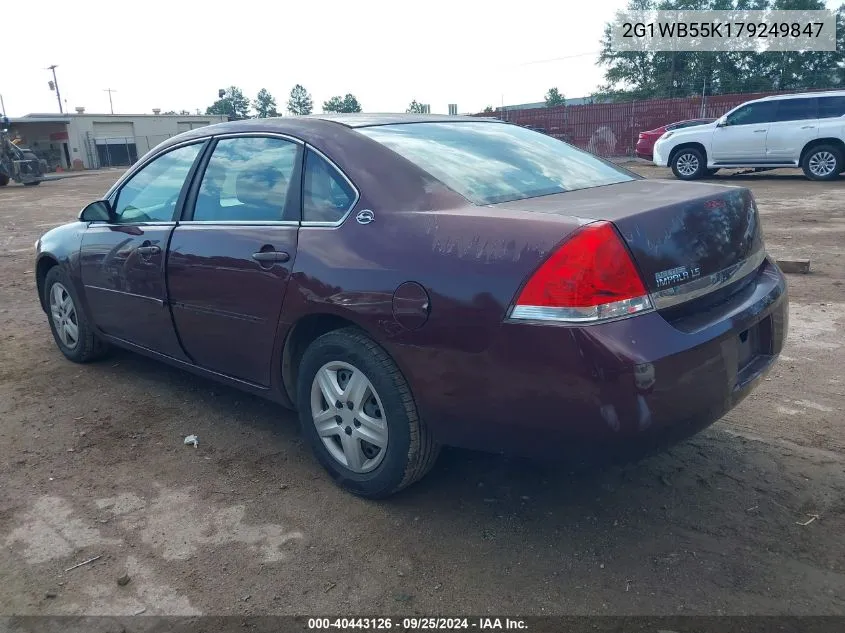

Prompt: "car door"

[165,135,303,386]
[79,141,206,359]
[766,97,819,162]
[711,101,777,162]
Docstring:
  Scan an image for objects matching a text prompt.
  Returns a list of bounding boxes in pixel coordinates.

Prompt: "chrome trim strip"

[90,222,176,228]
[85,285,164,305]
[211,131,305,145]
[510,295,653,324]
[177,220,299,226]
[649,248,766,311]
[299,143,361,228]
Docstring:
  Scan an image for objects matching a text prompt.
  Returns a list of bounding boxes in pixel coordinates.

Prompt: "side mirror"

[79,200,114,223]
[716,117,728,128]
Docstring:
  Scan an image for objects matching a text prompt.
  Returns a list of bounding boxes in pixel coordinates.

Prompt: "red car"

[636,118,715,161]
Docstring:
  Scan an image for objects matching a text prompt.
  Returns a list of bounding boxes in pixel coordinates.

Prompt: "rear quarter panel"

[280,201,584,432]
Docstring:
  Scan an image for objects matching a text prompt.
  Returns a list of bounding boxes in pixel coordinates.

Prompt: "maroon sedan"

[35,114,787,498]
[636,118,715,160]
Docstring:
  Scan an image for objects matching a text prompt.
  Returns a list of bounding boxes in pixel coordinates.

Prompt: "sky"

[1,0,841,118]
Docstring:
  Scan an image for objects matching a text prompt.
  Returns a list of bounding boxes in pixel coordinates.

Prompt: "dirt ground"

[0,166,843,617]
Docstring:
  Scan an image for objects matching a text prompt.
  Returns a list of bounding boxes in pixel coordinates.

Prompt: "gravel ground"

[0,167,843,616]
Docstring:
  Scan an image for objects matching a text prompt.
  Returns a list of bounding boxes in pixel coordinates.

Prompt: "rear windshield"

[357,122,636,205]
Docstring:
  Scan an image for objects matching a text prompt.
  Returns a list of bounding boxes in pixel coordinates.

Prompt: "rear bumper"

[635,140,654,161]
[405,258,787,458]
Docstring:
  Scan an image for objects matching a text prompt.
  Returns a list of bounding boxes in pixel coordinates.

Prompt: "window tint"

[358,122,634,205]
[113,143,201,223]
[818,96,845,118]
[725,102,777,126]
[302,150,356,223]
[773,98,818,122]
[193,137,298,222]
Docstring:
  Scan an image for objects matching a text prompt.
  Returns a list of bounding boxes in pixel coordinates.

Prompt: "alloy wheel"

[50,283,79,349]
[676,153,699,177]
[808,151,836,178]
[310,361,389,473]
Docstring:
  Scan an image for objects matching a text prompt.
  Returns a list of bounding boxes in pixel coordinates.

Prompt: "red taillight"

[510,221,653,323]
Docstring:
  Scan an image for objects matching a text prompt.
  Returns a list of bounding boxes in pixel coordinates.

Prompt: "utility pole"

[47,65,63,114]
[0,93,6,116]
[103,88,117,114]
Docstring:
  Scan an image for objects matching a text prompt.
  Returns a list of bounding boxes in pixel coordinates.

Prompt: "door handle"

[252,251,290,263]
[753,129,767,133]
[801,125,814,129]
[137,245,161,256]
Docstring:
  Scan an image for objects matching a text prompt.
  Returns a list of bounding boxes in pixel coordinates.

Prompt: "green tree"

[482,105,494,113]
[287,84,313,116]
[406,99,426,113]
[323,93,363,113]
[253,88,279,118]
[544,88,566,107]
[206,86,250,120]
[596,0,845,101]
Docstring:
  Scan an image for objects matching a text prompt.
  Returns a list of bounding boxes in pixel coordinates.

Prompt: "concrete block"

[775,258,811,274]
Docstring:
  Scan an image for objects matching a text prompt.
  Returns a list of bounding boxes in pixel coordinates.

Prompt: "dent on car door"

[166,135,303,386]
[79,141,205,358]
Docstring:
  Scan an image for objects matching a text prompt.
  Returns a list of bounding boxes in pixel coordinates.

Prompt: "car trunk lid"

[495,179,765,306]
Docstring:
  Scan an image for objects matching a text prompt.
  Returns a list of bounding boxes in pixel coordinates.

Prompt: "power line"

[518,51,601,67]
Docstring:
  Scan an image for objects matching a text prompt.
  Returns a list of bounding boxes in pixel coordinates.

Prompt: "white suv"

[653,91,845,181]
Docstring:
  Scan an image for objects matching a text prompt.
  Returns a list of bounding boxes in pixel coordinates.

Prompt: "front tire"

[44,267,108,363]
[670,147,706,180]
[802,145,842,181]
[297,328,440,498]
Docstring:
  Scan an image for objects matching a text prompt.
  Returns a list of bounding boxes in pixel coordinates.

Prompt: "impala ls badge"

[356,210,375,225]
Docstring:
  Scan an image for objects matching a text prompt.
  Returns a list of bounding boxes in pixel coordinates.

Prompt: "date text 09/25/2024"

[307,617,528,630]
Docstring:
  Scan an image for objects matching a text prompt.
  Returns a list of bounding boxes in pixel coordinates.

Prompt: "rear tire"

[670,147,707,180]
[0,173,9,187]
[43,267,109,363]
[802,144,842,181]
[297,327,440,498]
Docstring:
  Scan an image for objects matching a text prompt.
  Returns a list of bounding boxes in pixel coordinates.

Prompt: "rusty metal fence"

[476,91,792,157]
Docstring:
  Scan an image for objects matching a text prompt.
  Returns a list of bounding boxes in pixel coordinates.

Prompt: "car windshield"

[357,121,636,205]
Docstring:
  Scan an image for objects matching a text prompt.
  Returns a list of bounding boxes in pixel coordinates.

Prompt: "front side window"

[358,122,634,205]
[192,137,299,222]
[113,143,202,223]
[725,102,777,126]
[302,150,357,223]
[772,98,818,122]
[819,96,845,118]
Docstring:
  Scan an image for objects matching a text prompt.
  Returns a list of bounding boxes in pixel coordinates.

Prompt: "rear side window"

[192,137,299,222]
[358,122,634,205]
[818,96,845,118]
[773,98,818,122]
[302,150,357,223]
